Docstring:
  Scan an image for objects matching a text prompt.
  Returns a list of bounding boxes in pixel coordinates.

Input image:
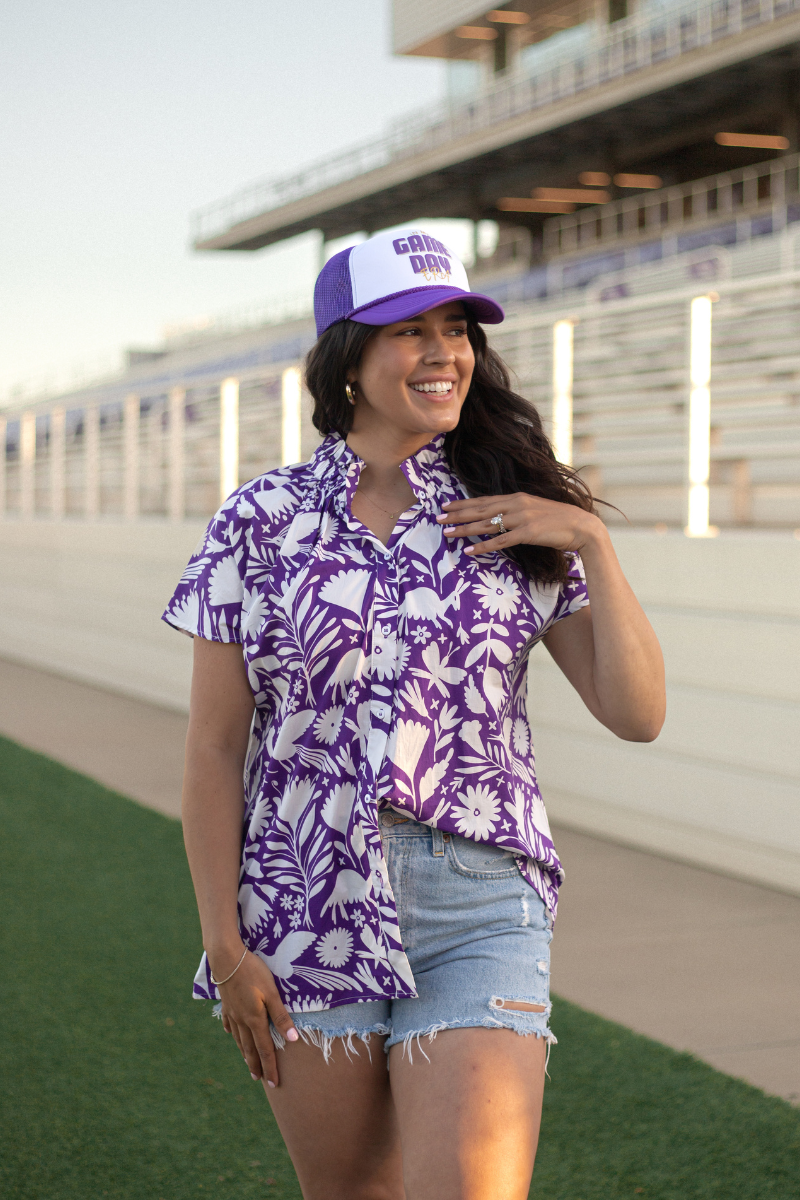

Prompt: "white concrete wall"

[0,520,204,712]
[528,530,800,895]
[1,521,798,893]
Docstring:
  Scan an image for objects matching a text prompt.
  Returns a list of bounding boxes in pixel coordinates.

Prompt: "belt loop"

[431,827,445,857]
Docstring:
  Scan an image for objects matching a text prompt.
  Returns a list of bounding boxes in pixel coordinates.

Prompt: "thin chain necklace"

[355,487,407,520]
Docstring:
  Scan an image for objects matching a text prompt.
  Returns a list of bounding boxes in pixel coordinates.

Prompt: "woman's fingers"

[266,987,299,1048]
[236,1022,267,1083]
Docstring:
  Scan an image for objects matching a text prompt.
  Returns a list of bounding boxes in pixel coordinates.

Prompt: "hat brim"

[348,286,504,327]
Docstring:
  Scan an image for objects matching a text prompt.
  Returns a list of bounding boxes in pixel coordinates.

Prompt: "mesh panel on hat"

[314,248,354,336]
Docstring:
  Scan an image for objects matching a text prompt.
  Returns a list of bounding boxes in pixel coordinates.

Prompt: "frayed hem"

[389,1017,557,1064]
[270,1022,391,1065]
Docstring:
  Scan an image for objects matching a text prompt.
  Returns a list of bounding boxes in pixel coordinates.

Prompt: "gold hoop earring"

[345,382,356,406]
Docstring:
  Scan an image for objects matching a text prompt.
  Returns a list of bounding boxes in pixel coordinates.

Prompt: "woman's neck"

[346,426,432,490]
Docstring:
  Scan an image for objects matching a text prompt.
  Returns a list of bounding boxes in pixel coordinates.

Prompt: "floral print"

[163,433,589,1011]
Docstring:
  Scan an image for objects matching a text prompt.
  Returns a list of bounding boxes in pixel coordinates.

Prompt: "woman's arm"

[439,495,666,742]
[183,637,298,1087]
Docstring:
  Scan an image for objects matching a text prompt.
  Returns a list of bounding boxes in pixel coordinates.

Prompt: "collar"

[307,432,451,516]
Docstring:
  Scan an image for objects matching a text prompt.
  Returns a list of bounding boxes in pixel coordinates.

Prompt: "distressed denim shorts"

[273,812,555,1061]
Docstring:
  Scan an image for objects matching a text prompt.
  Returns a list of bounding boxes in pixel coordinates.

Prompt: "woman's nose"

[423,336,456,362]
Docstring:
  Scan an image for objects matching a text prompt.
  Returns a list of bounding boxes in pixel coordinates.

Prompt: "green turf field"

[1,734,798,1200]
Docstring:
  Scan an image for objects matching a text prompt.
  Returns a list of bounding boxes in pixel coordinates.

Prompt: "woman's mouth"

[408,381,455,400]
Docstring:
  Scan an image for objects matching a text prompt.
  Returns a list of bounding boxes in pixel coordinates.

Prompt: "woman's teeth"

[410,382,453,394]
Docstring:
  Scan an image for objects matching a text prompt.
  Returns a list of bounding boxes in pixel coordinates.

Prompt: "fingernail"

[286,1028,299,1043]
[250,1072,259,1080]
[443,526,456,534]
[436,514,448,522]
[267,1080,277,1089]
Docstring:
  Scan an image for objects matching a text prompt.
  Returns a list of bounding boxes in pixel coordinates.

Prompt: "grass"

[0,735,798,1200]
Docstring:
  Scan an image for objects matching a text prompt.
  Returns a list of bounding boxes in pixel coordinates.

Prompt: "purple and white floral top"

[163,433,589,1011]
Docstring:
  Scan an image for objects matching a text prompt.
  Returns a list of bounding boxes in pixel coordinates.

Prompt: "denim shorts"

[272,812,555,1061]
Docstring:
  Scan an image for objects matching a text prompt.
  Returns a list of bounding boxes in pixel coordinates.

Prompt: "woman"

[163,228,665,1200]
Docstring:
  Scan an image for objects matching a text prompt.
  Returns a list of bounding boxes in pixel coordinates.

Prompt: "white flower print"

[315,706,343,745]
[387,719,430,778]
[475,572,520,620]
[319,569,371,614]
[512,718,530,755]
[452,784,501,841]
[321,782,356,832]
[242,586,269,636]
[163,432,591,1010]
[316,928,353,968]
[207,555,244,605]
[395,640,411,676]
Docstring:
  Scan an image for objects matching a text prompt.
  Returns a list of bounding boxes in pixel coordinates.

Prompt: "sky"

[0,1,455,405]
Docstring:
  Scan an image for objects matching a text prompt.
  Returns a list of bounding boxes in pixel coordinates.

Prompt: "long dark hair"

[304,317,595,586]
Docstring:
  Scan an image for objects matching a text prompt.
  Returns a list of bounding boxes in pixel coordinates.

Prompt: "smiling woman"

[163,226,666,1200]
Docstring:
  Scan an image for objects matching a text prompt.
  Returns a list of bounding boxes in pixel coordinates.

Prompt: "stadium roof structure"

[192,0,800,254]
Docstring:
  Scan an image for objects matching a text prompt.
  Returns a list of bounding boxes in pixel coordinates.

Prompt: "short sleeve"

[162,494,252,644]
[543,552,590,632]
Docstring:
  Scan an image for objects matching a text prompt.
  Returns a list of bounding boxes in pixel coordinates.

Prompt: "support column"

[686,295,716,537]
[552,320,574,465]
[51,406,66,519]
[0,418,6,518]
[20,411,35,518]
[281,367,302,466]
[220,378,239,503]
[123,393,140,520]
[85,405,100,518]
[168,386,185,521]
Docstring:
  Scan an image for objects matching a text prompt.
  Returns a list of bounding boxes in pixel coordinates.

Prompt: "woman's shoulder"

[212,462,314,533]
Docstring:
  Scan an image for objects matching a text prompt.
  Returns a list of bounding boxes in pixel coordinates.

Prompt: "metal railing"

[4,267,800,529]
[544,153,800,257]
[191,0,800,245]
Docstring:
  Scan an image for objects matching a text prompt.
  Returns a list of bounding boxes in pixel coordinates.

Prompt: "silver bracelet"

[209,945,248,987]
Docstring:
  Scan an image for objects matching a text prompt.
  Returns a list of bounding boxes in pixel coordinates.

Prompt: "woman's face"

[348,302,475,441]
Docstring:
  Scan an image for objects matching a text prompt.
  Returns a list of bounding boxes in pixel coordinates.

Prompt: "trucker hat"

[313,227,505,337]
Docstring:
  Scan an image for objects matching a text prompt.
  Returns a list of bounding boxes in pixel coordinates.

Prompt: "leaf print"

[163,432,591,1008]
[452,784,501,840]
[419,750,453,803]
[316,928,353,968]
[483,666,506,712]
[460,720,486,756]
[464,675,487,714]
[207,555,244,605]
[397,680,429,718]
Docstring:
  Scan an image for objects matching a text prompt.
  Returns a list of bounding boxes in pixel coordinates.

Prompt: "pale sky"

[0,1,450,404]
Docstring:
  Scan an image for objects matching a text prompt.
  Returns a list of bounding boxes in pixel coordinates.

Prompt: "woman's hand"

[210,943,299,1088]
[437,492,601,555]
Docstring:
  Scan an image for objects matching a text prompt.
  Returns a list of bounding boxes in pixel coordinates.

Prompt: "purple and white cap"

[313,227,505,337]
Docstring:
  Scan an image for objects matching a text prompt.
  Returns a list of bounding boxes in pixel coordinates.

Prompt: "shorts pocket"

[447,835,520,879]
